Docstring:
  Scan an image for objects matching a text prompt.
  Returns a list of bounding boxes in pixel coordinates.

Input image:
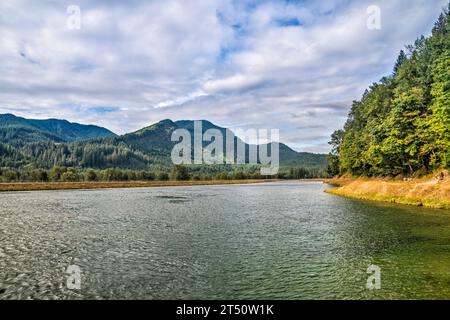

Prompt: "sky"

[0,0,447,153]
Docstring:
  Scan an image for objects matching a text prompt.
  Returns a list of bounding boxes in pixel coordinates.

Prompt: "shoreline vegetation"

[323,7,450,211]
[0,179,279,192]
[324,172,450,210]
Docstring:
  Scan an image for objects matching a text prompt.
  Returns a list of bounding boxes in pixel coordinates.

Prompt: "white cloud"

[154,90,208,108]
[203,74,265,93]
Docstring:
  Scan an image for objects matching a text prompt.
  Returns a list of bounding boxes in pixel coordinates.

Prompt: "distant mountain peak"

[0,113,17,118]
[174,119,225,132]
[158,119,176,125]
[175,119,215,125]
[0,113,116,142]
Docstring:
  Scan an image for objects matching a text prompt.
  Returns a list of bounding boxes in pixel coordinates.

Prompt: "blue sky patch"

[275,17,302,27]
[88,106,120,114]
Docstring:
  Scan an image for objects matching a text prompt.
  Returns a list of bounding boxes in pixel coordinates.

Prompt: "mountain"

[117,119,327,168]
[120,119,178,156]
[0,114,326,170]
[0,113,116,144]
[176,119,327,167]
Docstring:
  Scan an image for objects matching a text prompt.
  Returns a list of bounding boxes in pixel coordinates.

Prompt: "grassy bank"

[324,173,450,210]
[0,179,275,192]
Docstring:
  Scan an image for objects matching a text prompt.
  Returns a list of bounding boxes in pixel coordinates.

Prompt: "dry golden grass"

[324,172,450,209]
[0,179,275,192]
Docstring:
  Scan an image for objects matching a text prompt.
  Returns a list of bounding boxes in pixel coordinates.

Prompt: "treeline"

[328,6,450,177]
[0,165,327,182]
[0,166,165,182]
[0,140,157,169]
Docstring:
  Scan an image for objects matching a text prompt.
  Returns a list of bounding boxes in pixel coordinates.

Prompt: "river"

[1,181,449,299]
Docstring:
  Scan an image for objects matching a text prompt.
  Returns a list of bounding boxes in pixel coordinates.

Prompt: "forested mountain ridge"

[0,113,117,144]
[0,115,327,171]
[104,119,327,169]
[328,5,450,177]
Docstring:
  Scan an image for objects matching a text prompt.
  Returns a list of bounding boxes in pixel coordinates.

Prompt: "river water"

[1,181,450,299]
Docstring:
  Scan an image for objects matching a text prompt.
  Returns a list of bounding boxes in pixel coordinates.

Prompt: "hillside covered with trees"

[0,115,328,181]
[328,5,450,177]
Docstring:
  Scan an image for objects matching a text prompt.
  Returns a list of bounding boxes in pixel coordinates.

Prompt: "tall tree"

[329,6,450,176]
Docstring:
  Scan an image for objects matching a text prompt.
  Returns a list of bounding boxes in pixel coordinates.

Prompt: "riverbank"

[0,179,276,192]
[324,173,450,210]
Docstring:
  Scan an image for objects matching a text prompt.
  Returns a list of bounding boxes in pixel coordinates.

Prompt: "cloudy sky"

[0,0,447,152]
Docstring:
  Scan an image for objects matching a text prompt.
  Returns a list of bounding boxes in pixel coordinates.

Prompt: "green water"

[0,181,450,299]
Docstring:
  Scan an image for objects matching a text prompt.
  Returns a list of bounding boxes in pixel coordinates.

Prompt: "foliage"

[170,165,191,181]
[0,164,329,182]
[329,6,450,177]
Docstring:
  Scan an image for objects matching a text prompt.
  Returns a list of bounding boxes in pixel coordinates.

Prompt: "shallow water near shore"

[1,181,450,299]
